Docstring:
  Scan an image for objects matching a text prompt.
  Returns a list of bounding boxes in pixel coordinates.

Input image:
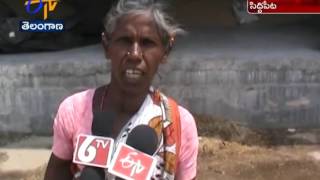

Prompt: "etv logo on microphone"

[73,134,114,168]
[20,0,64,32]
[108,143,157,180]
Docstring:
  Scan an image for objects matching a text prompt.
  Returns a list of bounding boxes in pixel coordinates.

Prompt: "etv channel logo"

[20,0,64,32]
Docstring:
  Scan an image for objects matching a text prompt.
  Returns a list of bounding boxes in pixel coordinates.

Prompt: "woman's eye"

[117,37,132,45]
[141,38,155,46]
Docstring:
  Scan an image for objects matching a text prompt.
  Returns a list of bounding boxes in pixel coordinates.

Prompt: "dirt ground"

[1,115,320,180]
[196,115,320,180]
[198,137,320,180]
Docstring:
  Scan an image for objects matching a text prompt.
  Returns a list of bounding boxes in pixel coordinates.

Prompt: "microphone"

[91,111,115,136]
[107,125,159,180]
[80,167,105,180]
[126,125,158,155]
[77,111,116,180]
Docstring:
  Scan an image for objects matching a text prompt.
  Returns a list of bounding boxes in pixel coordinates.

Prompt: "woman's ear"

[161,36,175,64]
[101,32,109,59]
[161,55,168,64]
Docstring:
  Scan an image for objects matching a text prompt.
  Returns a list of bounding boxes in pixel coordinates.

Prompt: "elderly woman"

[44,0,198,179]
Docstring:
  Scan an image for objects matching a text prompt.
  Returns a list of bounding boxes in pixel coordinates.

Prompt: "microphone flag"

[73,134,114,168]
[108,143,157,180]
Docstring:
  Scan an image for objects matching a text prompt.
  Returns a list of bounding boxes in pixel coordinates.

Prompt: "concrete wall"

[160,57,320,129]
[0,45,109,134]
[0,25,320,135]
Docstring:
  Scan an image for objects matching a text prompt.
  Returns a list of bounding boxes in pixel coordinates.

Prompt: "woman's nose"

[127,42,143,61]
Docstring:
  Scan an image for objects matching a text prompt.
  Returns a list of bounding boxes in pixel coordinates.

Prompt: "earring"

[101,32,106,40]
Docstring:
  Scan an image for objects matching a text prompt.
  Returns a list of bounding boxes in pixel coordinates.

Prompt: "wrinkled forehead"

[118,12,155,28]
[112,12,166,40]
[117,13,154,29]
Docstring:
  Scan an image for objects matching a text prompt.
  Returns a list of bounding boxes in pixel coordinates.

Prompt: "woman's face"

[104,13,167,95]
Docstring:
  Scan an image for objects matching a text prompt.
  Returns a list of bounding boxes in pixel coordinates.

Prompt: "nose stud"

[126,51,144,57]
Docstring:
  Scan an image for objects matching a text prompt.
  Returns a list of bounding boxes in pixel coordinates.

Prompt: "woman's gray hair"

[103,0,185,45]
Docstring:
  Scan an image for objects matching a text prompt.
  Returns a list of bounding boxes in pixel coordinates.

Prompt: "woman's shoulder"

[176,105,198,179]
[162,93,196,128]
[56,89,95,117]
[177,105,197,130]
[60,89,95,107]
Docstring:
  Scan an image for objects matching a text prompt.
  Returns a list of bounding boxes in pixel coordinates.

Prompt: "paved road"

[0,136,51,172]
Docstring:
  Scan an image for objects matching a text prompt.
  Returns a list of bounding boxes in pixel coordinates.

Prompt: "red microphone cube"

[73,134,114,168]
[108,143,157,180]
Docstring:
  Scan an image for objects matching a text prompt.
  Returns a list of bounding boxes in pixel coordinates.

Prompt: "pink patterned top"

[52,89,198,179]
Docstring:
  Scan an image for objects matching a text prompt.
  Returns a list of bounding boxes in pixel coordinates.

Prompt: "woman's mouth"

[124,69,143,81]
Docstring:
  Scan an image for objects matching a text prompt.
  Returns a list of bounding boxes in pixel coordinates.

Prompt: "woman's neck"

[104,83,149,114]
